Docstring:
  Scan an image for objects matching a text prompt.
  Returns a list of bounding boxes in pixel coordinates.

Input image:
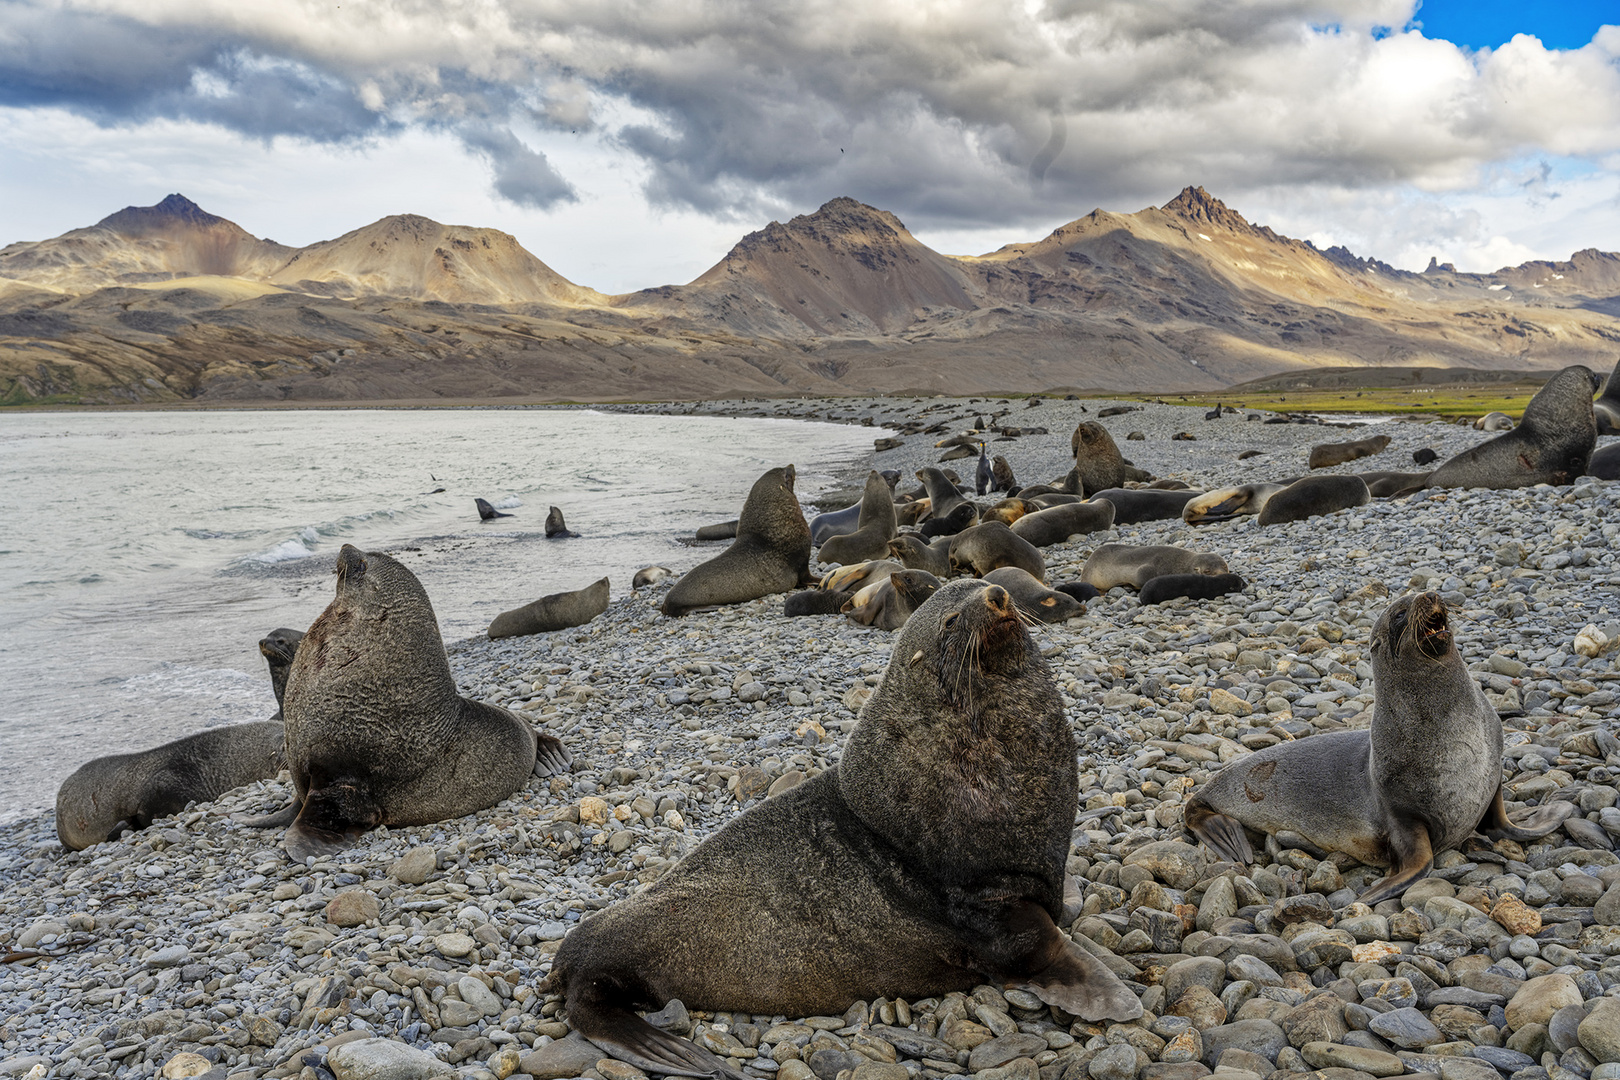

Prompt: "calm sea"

[0,409,877,821]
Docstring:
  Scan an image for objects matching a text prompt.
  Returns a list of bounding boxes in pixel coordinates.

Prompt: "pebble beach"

[3,395,1618,1080]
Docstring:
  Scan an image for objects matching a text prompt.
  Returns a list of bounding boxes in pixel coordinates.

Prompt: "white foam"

[494,496,523,509]
[243,525,320,564]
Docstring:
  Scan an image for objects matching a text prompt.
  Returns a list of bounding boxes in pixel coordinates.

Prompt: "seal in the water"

[1070,421,1127,493]
[488,577,610,639]
[1256,474,1370,525]
[817,470,897,565]
[632,566,674,589]
[1589,442,1620,480]
[1308,434,1390,469]
[663,466,813,617]
[1009,501,1116,547]
[547,580,1143,1078]
[1087,488,1200,525]
[476,497,512,521]
[1081,544,1228,591]
[545,506,580,538]
[948,521,1046,580]
[56,628,303,850]
[1185,592,1575,903]
[1473,412,1515,432]
[1596,356,1620,435]
[1138,572,1246,605]
[983,566,1083,622]
[276,545,571,859]
[1427,365,1601,490]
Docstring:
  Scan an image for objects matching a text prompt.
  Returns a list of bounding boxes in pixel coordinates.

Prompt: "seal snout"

[334,544,368,584]
[1410,591,1452,658]
[984,584,1013,618]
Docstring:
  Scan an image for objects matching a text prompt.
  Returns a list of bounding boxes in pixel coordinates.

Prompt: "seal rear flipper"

[1017,939,1143,1022]
[535,734,573,778]
[1356,821,1433,906]
[1185,803,1254,864]
[570,1000,746,1080]
[1478,785,1578,841]
[239,799,302,828]
[284,820,362,862]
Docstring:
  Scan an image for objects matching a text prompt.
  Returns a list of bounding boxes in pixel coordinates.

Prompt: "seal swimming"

[547,580,1142,1078]
[1185,592,1575,903]
[663,466,813,617]
[476,497,512,521]
[271,545,571,860]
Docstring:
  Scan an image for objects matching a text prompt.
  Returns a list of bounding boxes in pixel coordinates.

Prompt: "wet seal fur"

[1138,572,1246,605]
[1307,434,1390,469]
[476,498,512,521]
[1256,474,1370,525]
[273,545,571,860]
[1185,592,1575,903]
[1009,501,1116,547]
[1081,544,1228,591]
[545,506,580,538]
[55,628,304,850]
[817,470,898,565]
[663,466,812,617]
[1427,365,1600,490]
[488,576,610,639]
[547,580,1142,1079]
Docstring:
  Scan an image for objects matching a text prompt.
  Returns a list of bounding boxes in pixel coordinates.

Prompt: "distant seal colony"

[549,580,1141,1079]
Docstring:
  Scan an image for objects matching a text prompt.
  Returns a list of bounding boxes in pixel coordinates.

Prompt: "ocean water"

[0,408,878,821]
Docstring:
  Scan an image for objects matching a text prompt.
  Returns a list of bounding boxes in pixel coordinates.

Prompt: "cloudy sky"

[2,0,1617,293]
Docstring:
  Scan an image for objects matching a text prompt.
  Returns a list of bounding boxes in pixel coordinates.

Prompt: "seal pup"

[784,588,855,616]
[1256,474,1370,525]
[1412,447,1439,466]
[1308,434,1391,469]
[632,566,674,589]
[489,577,610,639]
[917,501,979,539]
[1186,592,1576,904]
[991,455,1017,493]
[545,506,580,538]
[1589,442,1620,481]
[887,534,952,578]
[948,521,1046,580]
[1427,365,1601,490]
[476,498,512,521]
[1009,501,1116,547]
[983,498,1036,526]
[1081,544,1228,591]
[275,545,571,859]
[817,470,898,565]
[1596,356,1620,435]
[1087,488,1199,525]
[663,466,813,617]
[1070,421,1127,493]
[983,566,1083,622]
[548,581,1142,1079]
[56,628,303,850]
[1139,572,1246,605]
[1473,412,1515,432]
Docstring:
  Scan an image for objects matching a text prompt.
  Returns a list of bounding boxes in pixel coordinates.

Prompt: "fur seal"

[488,577,610,639]
[1597,357,1620,435]
[821,559,902,594]
[983,498,1036,525]
[917,501,980,539]
[1308,434,1391,469]
[1138,572,1246,605]
[1081,544,1228,591]
[817,471,898,565]
[1589,442,1620,480]
[1070,421,1127,493]
[1358,471,1433,498]
[55,628,303,850]
[1427,366,1601,490]
[983,567,1083,622]
[1256,474,1371,525]
[1182,483,1286,524]
[632,566,674,589]
[664,466,813,617]
[845,569,942,630]
[991,455,1017,493]
[693,520,739,542]
[1186,592,1576,903]
[784,588,855,616]
[548,580,1142,1079]
[1412,447,1439,466]
[887,534,952,578]
[1473,412,1515,432]
[476,498,512,521]
[948,521,1046,580]
[1086,488,1199,525]
[916,467,972,520]
[1009,501,1116,547]
[1055,582,1101,605]
[545,506,580,538]
[275,545,570,859]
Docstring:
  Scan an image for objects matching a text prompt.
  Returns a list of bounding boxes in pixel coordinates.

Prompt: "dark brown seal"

[1070,421,1127,493]
[488,577,610,639]
[547,580,1142,1078]
[275,546,570,860]
[817,470,898,565]
[1427,365,1600,489]
[1186,592,1574,903]
[663,466,813,617]
[1307,433,1390,469]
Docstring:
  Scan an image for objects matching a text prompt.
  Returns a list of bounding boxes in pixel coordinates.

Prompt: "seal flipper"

[240,799,302,828]
[535,734,573,778]
[567,987,746,1080]
[1018,939,1143,1022]
[1185,803,1254,864]
[283,780,379,861]
[980,900,1142,1023]
[1478,785,1578,841]
[1356,820,1433,906]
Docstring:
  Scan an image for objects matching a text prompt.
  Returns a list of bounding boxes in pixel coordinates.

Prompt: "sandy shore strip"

[3,397,1618,1080]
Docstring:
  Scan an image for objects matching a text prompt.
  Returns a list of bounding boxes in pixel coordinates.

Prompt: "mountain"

[3,189,1620,405]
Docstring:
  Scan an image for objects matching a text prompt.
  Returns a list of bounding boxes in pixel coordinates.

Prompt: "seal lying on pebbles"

[1186,592,1576,903]
[488,577,610,639]
[844,569,941,630]
[1182,482,1284,523]
[271,545,571,860]
[983,566,1083,622]
[663,466,812,617]
[548,580,1142,1078]
[948,521,1045,579]
[1138,571,1246,605]
[1308,433,1390,469]
[784,587,855,616]
[1474,411,1515,432]
[1256,473,1370,525]
[1081,544,1227,590]
[631,566,673,589]
[56,628,304,850]
[1087,487,1199,524]
[1589,442,1620,480]
[693,520,738,542]
[816,470,897,565]
[1009,500,1115,547]
[1428,365,1601,490]
[887,533,951,577]
[1358,470,1433,497]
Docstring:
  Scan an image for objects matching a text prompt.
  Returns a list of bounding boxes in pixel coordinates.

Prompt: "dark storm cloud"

[459,125,577,209]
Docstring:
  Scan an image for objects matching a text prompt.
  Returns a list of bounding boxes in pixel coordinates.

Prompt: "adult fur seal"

[1088,488,1199,525]
[545,506,580,538]
[1183,483,1286,524]
[1138,572,1247,605]
[948,521,1046,580]
[663,466,813,617]
[916,466,972,520]
[1597,357,1620,435]
[984,567,1083,622]
[991,455,1017,493]
[274,545,571,859]
[1589,442,1620,480]
[476,498,512,521]
[548,580,1142,1078]
[1308,434,1390,469]
[1070,422,1127,493]
[845,569,942,630]
[1358,471,1433,498]
[1081,544,1228,591]
[1009,501,1116,547]
[1186,592,1575,903]
[56,628,303,850]
[1427,365,1601,490]
[1256,474,1370,525]
[817,470,897,565]
[887,533,952,578]
[488,577,610,639]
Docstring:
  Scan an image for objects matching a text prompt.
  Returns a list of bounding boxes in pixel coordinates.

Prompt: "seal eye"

[1391,609,1408,637]
[943,613,960,630]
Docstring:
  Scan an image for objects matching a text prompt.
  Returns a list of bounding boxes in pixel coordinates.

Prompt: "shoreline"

[3,398,1619,1080]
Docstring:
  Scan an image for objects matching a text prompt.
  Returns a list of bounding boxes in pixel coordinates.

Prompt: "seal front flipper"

[240,799,302,828]
[1356,821,1433,906]
[283,783,379,861]
[535,734,573,777]
[567,989,746,1080]
[1017,939,1143,1022]
[1478,785,1577,840]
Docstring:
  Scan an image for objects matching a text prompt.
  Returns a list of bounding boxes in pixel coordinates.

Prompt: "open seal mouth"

[1415,598,1452,659]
